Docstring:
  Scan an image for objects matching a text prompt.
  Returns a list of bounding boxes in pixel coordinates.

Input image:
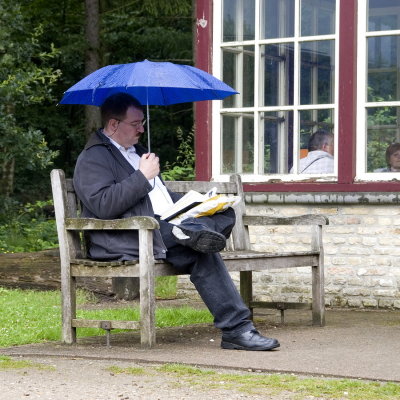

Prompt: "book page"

[160,190,205,221]
[160,187,218,222]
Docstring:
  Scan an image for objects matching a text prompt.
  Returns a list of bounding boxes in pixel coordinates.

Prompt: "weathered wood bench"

[51,169,328,348]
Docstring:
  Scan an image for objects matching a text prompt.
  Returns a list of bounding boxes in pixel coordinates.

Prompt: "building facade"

[185,0,400,308]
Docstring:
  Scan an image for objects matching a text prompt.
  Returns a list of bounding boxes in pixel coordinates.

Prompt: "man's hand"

[139,153,160,180]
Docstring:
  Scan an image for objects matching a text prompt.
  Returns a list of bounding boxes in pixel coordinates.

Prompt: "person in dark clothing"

[73,92,280,351]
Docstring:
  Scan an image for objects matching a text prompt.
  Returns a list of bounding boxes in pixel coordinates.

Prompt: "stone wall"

[177,192,400,309]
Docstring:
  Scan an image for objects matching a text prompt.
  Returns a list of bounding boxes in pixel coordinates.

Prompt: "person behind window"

[292,129,334,174]
[374,143,400,172]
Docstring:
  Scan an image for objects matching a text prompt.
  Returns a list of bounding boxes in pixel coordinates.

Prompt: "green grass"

[155,276,177,298]
[76,306,212,337]
[112,363,400,400]
[0,355,55,371]
[0,287,212,347]
[107,365,146,375]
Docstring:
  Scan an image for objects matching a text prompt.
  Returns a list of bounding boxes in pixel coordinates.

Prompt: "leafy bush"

[0,199,58,253]
[162,126,195,181]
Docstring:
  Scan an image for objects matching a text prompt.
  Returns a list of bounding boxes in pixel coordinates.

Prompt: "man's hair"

[308,129,334,152]
[100,93,143,126]
[385,143,400,166]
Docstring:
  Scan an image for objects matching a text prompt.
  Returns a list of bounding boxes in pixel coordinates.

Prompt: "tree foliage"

[0,2,61,198]
[0,0,194,204]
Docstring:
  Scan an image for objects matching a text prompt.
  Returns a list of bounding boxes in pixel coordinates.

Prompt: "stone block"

[362,237,377,246]
[378,299,394,308]
[362,299,378,307]
[378,217,393,226]
[378,278,395,287]
[393,300,400,309]
[343,288,371,296]
[341,207,369,215]
[373,289,397,297]
[347,298,362,307]
[357,267,387,276]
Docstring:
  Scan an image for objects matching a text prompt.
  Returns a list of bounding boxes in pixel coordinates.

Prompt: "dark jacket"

[73,130,181,260]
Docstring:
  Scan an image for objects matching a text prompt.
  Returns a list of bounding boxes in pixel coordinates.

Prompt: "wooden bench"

[51,169,328,348]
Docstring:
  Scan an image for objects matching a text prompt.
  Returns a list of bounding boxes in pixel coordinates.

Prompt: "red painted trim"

[194,0,213,181]
[244,182,400,192]
[338,0,357,184]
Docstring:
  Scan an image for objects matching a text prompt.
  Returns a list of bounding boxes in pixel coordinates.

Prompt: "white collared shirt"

[108,137,174,215]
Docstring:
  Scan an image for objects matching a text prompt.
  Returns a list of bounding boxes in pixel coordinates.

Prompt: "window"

[213,0,339,182]
[357,0,400,179]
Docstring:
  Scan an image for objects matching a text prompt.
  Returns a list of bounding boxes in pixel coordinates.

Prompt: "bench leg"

[240,271,253,319]
[312,264,325,326]
[61,274,76,344]
[139,230,156,348]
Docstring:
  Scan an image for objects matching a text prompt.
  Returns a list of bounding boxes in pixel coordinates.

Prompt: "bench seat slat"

[243,215,329,226]
[71,262,183,278]
[71,251,319,277]
[72,319,139,330]
[223,255,320,271]
[221,250,319,259]
[72,250,319,266]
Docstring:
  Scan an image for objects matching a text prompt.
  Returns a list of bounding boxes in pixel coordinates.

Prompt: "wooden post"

[51,170,76,344]
[139,229,156,347]
[311,225,325,326]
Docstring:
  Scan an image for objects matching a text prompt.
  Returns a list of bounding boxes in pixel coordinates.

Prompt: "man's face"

[107,106,145,148]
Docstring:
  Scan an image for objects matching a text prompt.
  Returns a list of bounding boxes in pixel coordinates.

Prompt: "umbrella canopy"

[59,59,238,106]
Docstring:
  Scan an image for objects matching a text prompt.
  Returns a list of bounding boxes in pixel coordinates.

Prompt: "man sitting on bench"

[73,92,280,351]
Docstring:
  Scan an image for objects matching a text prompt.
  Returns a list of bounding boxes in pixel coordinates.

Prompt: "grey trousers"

[158,209,254,336]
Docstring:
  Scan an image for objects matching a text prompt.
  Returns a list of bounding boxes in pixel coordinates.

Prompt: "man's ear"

[322,143,329,152]
[108,118,119,132]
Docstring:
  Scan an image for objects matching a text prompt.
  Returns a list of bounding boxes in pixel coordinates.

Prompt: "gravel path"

[0,355,294,400]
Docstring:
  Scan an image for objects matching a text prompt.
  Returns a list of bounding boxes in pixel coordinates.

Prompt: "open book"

[160,187,217,222]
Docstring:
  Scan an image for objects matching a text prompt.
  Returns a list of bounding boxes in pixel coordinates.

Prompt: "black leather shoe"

[172,222,226,253]
[221,330,280,351]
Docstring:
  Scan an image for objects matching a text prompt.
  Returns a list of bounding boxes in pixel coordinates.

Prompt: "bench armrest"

[243,214,329,226]
[65,216,160,230]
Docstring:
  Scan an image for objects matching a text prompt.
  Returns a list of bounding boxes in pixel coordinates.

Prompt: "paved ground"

[1,307,400,399]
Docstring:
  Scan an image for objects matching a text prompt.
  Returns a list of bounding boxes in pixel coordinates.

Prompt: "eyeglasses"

[118,119,146,128]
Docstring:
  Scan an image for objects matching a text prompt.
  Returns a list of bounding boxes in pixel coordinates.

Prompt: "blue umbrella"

[60,59,238,150]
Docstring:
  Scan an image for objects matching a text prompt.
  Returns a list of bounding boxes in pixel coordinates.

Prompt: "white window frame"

[212,0,339,183]
[356,0,400,181]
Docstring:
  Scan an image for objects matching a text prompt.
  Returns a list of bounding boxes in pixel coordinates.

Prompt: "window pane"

[368,0,400,32]
[243,117,255,173]
[367,106,400,172]
[263,111,293,173]
[367,36,400,102]
[222,46,255,108]
[295,109,334,173]
[299,109,334,136]
[223,0,255,42]
[222,113,254,174]
[261,0,294,39]
[261,43,294,106]
[301,0,336,36]
[222,51,236,108]
[300,40,335,105]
